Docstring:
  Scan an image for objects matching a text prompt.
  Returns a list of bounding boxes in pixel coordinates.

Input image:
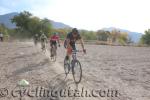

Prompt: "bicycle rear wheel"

[42,43,46,53]
[64,57,70,76]
[51,47,56,62]
[72,60,82,84]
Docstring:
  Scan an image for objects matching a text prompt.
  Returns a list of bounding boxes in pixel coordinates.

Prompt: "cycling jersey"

[50,35,60,47]
[40,34,47,42]
[67,32,81,45]
[50,35,59,41]
[64,32,81,50]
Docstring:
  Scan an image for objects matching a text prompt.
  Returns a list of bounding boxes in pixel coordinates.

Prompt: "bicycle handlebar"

[72,49,86,54]
[72,50,82,52]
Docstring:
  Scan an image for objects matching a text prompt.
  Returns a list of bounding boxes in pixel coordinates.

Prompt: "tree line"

[0,11,150,46]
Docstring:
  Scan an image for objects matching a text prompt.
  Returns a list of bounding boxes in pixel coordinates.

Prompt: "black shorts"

[70,43,76,50]
[50,41,57,47]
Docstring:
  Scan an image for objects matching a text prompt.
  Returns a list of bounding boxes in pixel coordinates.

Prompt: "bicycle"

[50,45,57,61]
[34,39,38,46]
[41,41,46,53]
[64,50,82,84]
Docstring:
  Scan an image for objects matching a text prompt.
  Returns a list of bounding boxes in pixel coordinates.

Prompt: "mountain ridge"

[0,12,142,42]
[0,12,71,29]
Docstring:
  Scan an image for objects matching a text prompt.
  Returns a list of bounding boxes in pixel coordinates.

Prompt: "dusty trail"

[0,42,150,100]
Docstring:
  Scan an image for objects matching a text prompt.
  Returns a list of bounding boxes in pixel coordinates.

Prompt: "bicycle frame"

[64,49,83,84]
[51,45,56,55]
[72,50,81,60]
[72,51,77,60]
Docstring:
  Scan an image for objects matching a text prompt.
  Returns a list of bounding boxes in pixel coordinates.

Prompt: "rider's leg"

[50,43,53,57]
[66,45,73,61]
[72,44,76,51]
[55,42,57,50]
[66,44,76,60]
[54,42,57,55]
[66,50,70,60]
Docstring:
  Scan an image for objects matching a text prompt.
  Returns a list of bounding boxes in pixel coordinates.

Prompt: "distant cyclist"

[33,34,39,46]
[0,32,4,42]
[40,33,47,50]
[49,32,60,57]
[64,28,86,60]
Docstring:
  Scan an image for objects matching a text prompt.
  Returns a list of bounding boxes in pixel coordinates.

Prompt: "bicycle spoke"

[50,46,57,61]
[72,60,82,84]
[64,58,70,75]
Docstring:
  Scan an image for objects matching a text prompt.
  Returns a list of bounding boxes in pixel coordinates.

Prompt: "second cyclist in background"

[49,32,60,57]
[40,32,48,51]
[33,34,39,46]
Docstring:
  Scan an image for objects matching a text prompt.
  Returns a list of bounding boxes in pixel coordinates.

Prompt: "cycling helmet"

[72,28,79,34]
[53,32,58,35]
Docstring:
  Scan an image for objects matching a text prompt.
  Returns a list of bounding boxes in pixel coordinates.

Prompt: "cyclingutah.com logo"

[0,86,120,99]
[0,88,8,97]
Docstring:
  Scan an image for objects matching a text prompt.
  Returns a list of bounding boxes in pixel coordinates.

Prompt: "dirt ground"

[0,42,150,100]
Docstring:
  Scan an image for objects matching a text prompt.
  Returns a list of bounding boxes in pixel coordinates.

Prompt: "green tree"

[118,32,128,45]
[80,30,88,40]
[141,29,150,45]
[80,30,96,40]
[0,24,9,36]
[11,11,32,31]
[11,11,52,38]
[52,28,70,39]
[27,17,41,36]
[96,30,110,41]
[110,29,120,42]
[40,18,52,36]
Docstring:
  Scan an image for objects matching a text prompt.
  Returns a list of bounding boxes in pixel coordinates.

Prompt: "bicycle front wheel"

[42,42,46,52]
[51,47,57,62]
[72,60,82,84]
[64,58,70,76]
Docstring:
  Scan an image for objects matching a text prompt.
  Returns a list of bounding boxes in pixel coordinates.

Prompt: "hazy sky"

[0,0,150,33]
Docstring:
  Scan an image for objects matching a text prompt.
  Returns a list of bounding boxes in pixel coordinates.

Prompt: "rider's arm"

[66,38,71,48]
[66,33,72,48]
[79,38,86,54]
[57,36,60,45]
[79,38,85,50]
[77,34,85,51]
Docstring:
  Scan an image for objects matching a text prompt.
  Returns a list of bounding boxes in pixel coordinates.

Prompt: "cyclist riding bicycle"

[0,32,4,42]
[40,33,47,50]
[64,28,86,60]
[49,32,60,57]
[33,34,39,45]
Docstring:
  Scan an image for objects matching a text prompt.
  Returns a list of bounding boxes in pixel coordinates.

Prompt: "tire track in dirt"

[35,43,101,100]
